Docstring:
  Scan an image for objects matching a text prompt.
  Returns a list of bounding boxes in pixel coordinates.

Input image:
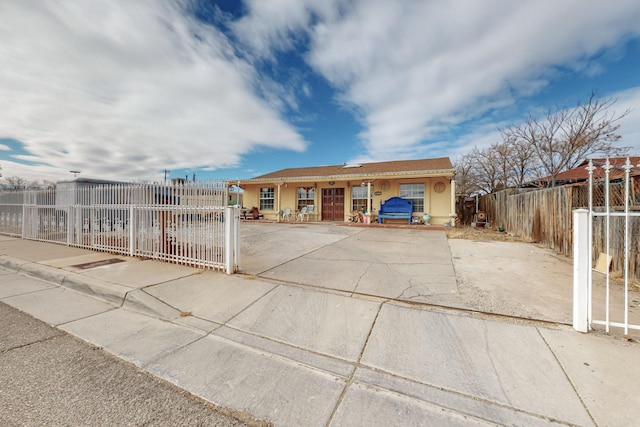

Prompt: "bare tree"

[502,92,630,186]
[454,152,481,197]
[472,145,508,193]
[504,136,539,188]
[2,176,29,191]
[455,144,511,195]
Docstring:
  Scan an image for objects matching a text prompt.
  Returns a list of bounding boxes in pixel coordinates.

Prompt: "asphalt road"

[0,301,264,427]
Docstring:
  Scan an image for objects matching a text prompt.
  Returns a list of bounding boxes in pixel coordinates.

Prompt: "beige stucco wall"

[241,175,455,225]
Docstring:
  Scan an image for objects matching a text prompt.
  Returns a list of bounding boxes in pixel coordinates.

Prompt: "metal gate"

[573,157,640,334]
[1,182,240,274]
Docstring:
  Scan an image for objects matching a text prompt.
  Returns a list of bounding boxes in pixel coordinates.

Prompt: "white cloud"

[0,1,306,182]
[233,0,640,161]
[614,87,640,156]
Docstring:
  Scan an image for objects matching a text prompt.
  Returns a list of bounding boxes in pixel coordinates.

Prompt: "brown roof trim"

[240,157,454,183]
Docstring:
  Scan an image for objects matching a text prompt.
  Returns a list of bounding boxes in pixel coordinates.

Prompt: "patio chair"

[282,207,292,221]
[303,205,315,221]
[297,206,308,221]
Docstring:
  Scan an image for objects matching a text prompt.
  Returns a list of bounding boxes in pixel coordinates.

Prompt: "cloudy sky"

[1,0,640,183]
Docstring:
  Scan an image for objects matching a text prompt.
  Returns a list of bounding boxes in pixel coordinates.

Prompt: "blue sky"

[1,0,640,184]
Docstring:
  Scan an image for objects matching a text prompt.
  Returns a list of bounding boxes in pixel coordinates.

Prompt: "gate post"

[129,205,135,256]
[233,206,241,271]
[224,206,234,274]
[573,209,589,332]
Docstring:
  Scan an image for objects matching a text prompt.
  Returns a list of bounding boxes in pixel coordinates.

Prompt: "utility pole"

[163,169,170,183]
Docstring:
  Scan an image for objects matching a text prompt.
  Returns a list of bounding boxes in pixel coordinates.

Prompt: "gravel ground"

[0,302,268,427]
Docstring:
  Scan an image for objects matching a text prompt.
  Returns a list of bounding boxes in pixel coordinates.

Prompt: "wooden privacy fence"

[479,173,640,281]
[480,186,574,255]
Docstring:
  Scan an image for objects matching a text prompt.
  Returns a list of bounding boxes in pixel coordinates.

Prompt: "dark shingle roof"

[245,157,453,182]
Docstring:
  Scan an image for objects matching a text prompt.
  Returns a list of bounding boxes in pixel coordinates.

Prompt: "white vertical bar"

[587,159,594,325]
[66,205,72,246]
[21,203,26,238]
[224,206,233,274]
[129,205,135,256]
[603,158,611,333]
[573,209,589,332]
[623,157,631,335]
[234,205,241,271]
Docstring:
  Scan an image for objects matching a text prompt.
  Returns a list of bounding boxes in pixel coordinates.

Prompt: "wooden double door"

[321,188,345,221]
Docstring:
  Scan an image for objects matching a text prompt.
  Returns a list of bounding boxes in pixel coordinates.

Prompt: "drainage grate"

[70,258,125,270]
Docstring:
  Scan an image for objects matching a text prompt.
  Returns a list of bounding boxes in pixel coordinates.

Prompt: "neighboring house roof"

[242,157,454,183]
[535,157,640,186]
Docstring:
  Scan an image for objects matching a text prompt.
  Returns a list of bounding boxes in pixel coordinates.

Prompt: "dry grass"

[446,226,529,242]
[610,271,640,292]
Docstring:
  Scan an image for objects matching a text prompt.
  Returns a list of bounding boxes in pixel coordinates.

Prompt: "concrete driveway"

[240,222,583,325]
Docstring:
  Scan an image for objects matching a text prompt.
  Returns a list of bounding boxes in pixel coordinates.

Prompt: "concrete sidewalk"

[1,224,639,426]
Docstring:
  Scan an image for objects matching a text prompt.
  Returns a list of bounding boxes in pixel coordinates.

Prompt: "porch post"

[366,182,371,214]
[450,179,456,215]
[276,183,282,222]
[573,208,589,332]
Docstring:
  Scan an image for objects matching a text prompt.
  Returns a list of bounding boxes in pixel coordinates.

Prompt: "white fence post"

[129,205,135,257]
[224,206,234,274]
[573,208,589,332]
[233,206,241,271]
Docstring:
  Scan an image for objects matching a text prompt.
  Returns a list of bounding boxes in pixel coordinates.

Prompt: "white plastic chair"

[303,205,315,221]
[297,206,308,221]
[282,207,292,221]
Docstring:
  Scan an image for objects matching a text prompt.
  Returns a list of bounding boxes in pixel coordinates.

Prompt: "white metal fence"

[574,158,640,334]
[0,182,240,273]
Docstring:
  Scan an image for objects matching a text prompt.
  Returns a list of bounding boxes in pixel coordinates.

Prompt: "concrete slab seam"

[138,269,205,289]
[120,287,194,321]
[347,379,514,426]
[536,327,597,426]
[213,324,356,378]
[216,284,281,327]
[354,362,575,426]
[138,333,211,370]
[253,275,355,300]
[326,300,385,425]
[254,231,358,276]
[0,280,59,300]
[53,305,121,328]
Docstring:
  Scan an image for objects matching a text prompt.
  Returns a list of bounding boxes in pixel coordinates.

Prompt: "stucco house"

[238,157,456,225]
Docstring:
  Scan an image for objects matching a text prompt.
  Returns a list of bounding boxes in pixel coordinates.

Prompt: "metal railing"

[0,182,240,273]
[574,157,640,334]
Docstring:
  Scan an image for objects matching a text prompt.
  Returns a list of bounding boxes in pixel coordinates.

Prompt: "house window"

[351,186,371,212]
[399,183,424,212]
[297,187,315,210]
[259,187,275,211]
